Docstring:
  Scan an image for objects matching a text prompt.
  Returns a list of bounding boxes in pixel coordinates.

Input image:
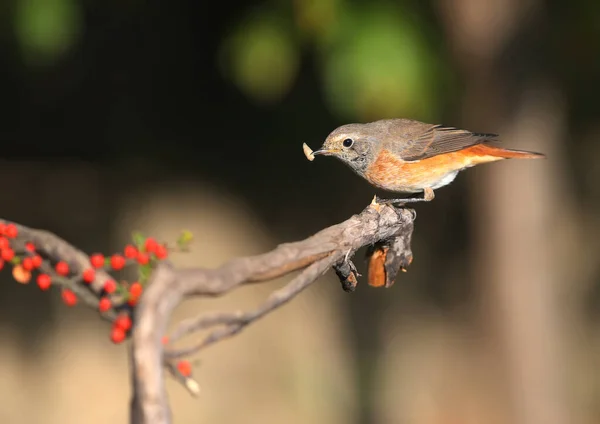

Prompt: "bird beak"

[312,149,336,156]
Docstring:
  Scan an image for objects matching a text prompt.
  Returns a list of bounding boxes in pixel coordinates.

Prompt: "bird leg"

[376,187,435,204]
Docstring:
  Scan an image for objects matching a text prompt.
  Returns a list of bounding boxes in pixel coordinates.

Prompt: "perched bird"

[305,118,545,203]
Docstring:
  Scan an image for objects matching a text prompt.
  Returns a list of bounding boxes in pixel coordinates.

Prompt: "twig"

[165,258,335,359]
[164,361,201,396]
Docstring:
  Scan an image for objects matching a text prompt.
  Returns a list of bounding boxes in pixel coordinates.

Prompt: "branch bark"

[1,201,415,424]
[130,202,415,424]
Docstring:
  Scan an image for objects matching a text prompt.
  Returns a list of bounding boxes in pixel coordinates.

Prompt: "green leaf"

[114,283,126,296]
[132,232,146,250]
[177,230,194,250]
[138,263,152,284]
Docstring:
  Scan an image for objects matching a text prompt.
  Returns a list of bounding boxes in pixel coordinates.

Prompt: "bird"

[306,118,545,203]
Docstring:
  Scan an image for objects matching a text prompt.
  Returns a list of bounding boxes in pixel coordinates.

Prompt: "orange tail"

[467,143,546,159]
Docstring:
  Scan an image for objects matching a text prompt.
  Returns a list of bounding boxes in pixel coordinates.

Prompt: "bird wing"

[395,124,499,162]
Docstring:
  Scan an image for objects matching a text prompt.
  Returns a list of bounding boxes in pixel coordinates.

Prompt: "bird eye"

[342,138,354,148]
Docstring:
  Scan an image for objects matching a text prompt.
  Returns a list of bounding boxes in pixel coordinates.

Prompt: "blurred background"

[0,0,598,423]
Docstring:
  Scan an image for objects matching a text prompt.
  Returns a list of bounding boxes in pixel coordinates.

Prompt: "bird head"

[312,123,378,173]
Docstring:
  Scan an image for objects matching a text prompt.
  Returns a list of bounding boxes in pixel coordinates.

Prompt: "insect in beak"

[302,143,340,161]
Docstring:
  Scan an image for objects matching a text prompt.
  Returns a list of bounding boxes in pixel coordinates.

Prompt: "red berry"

[12,265,31,284]
[4,224,18,239]
[144,237,158,253]
[55,261,69,276]
[0,223,5,235]
[128,296,139,306]
[62,289,77,306]
[0,259,4,270]
[111,254,126,270]
[1,248,14,261]
[154,244,168,260]
[124,244,138,258]
[177,360,192,377]
[0,237,9,250]
[31,255,42,268]
[136,252,149,265]
[104,279,117,294]
[98,297,111,312]
[114,314,132,331]
[82,268,95,284]
[25,242,36,252]
[129,282,143,298]
[90,253,105,268]
[110,327,126,344]
[37,274,51,290]
[22,257,34,271]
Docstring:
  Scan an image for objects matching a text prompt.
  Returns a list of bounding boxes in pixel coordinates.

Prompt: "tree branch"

[165,258,335,359]
[131,201,415,424]
[0,201,416,424]
[0,220,120,319]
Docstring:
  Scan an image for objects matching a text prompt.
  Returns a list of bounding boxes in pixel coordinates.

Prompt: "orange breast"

[364,145,504,192]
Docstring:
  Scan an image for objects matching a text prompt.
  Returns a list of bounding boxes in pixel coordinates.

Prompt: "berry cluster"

[86,238,166,343]
[0,223,195,377]
[3,226,189,350]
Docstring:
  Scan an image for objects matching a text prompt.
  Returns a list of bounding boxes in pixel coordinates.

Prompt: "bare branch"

[130,202,415,424]
[165,258,336,358]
